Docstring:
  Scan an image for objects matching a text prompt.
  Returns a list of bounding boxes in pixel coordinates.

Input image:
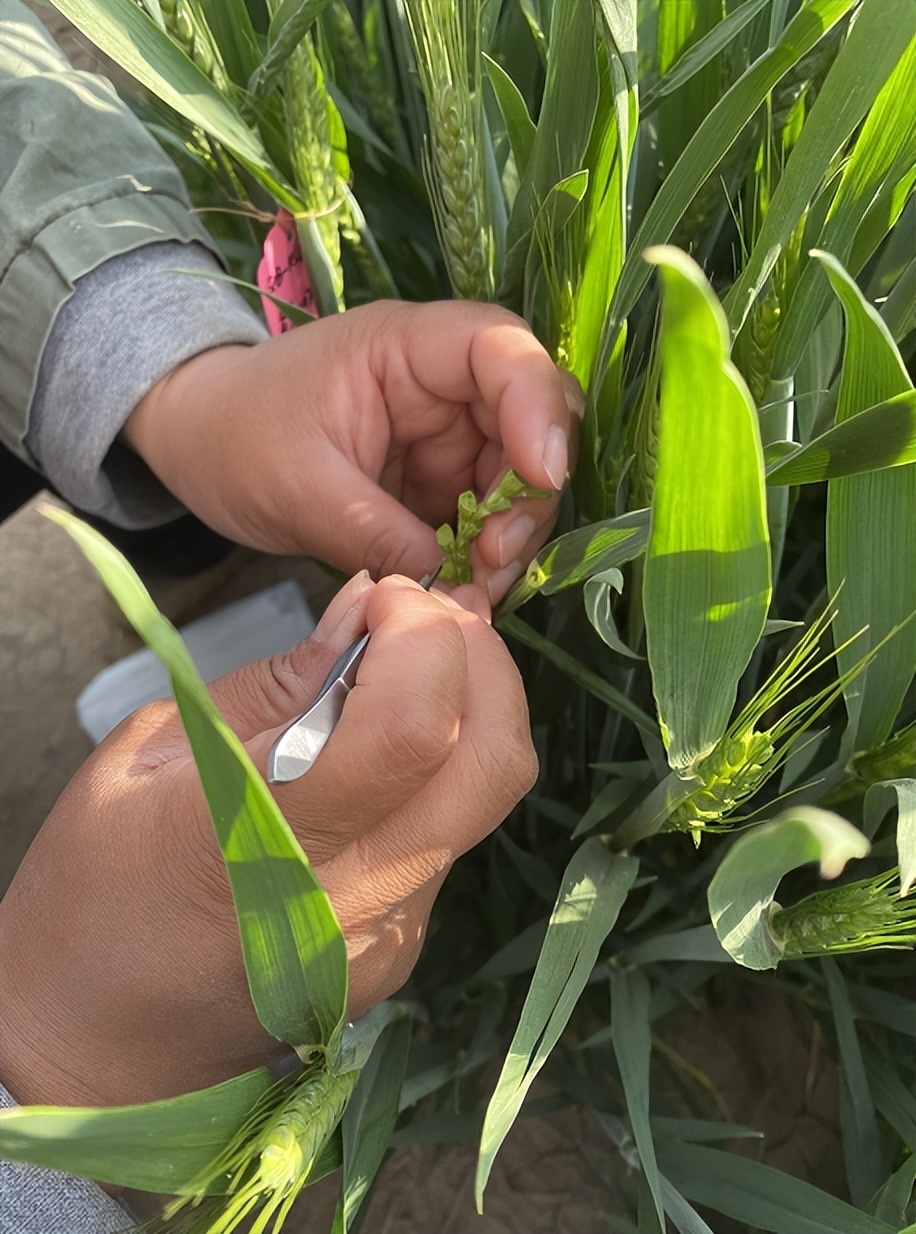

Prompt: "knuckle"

[363,522,416,581]
[377,692,460,774]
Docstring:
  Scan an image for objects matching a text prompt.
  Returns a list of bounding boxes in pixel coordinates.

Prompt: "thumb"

[204,571,376,740]
[294,455,443,581]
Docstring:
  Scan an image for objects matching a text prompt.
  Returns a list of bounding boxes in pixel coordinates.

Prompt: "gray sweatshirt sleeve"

[0,1085,133,1233]
[25,240,268,528]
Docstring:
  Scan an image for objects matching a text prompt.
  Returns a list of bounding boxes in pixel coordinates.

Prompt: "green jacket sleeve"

[0,0,228,461]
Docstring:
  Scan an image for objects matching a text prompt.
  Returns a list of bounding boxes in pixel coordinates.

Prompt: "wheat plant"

[2,2,913,1231]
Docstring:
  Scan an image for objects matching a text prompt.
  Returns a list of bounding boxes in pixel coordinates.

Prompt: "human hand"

[122,301,583,603]
[0,574,536,1109]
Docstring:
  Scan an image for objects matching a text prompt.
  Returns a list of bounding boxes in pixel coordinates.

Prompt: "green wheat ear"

[436,469,552,584]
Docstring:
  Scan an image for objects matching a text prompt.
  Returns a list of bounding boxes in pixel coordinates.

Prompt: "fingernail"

[487,559,524,605]
[497,514,537,568]
[314,570,373,641]
[542,424,568,490]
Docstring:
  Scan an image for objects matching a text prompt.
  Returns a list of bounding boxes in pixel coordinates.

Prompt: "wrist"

[120,344,252,506]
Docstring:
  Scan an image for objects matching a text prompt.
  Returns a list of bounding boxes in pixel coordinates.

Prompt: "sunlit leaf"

[44,509,348,1051]
[707,806,870,969]
[817,251,916,755]
[643,247,770,771]
[765,392,915,485]
[476,842,638,1206]
[0,1069,273,1192]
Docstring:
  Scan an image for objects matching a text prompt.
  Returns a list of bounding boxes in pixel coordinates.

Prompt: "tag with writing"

[256,208,316,334]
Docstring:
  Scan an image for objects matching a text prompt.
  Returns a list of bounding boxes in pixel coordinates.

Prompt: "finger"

[378,302,576,493]
[323,599,537,902]
[203,571,376,740]
[246,577,470,862]
[296,444,445,581]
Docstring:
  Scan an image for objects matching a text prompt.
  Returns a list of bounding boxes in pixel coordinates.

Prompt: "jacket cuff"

[25,240,268,529]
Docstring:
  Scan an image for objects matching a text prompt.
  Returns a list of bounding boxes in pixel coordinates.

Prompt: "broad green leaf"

[881,255,916,343]
[198,0,262,87]
[499,509,648,615]
[48,0,290,196]
[773,35,916,378]
[572,776,641,840]
[707,806,870,969]
[872,1154,916,1229]
[45,509,348,1050]
[482,52,536,177]
[863,779,916,896]
[504,0,599,252]
[610,968,664,1231]
[335,1015,412,1233]
[475,842,638,1206]
[584,567,642,659]
[498,613,657,737]
[655,0,724,181]
[250,0,333,98]
[642,247,771,771]
[622,926,731,966]
[817,252,916,755]
[0,1068,272,1192]
[727,0,915,339]
[596,0,856,374]
[641,0,773,114]
[655,1140,897,1234]
[764,392,916,484]
[824,959,884,1206]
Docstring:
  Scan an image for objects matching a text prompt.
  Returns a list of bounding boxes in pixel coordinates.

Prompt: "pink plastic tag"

[257,208,316,335]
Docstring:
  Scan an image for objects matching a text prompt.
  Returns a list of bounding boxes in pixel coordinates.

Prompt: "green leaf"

[641,0,773,114]
[655,1139,897,1234]
[198,0,262,88]
[596,0,856,372]
[872,1154,916,1229]
[48,0,281,183]
[764,392,916,484]
[0,1068,273,1192]
[250,0,333,98]
[45,509,348,1051]
[816,251,916,755]
[727,0,915,340]
[643,247,771,771]
[863,779,916,896]
[475,842,638,1206]
[483,52,536,177]
[504,0,599,251]
[824,959,884,1206]
[499,509,648,615]
[498,612,657,738]
[335,1015,412,1233]
[772,34,916,378]
[707,806,870,970]
[167,265,317,325]
[584,567,642,659]
[610,968,664,1231]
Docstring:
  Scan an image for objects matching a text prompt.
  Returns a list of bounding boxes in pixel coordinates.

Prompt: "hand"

[0,574,536,1108]
[122,300,583,603]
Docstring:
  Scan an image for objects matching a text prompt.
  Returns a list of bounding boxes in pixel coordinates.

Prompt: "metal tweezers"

[268,567,441,783]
